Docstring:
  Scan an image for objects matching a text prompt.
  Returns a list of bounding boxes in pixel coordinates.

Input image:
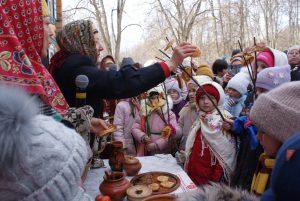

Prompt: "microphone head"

[75,75,89,89]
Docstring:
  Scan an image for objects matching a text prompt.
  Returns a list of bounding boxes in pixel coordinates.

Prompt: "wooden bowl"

[98,125,117,137]
[141,194,175,201]
[127,185,152,201]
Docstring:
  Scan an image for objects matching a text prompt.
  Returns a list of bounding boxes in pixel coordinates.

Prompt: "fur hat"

[176,183,259,201]
[250,82,300,143]
[0,86,92,201]
[227,72,250,95]
[257,51,275,67]
[287,45,300,54]
[196,63,214,78]
[261,132,300,201]
[256,65,291,91]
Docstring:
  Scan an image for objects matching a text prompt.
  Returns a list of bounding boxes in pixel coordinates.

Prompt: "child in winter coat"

[175,80,199,157]
[224,72,249,117]
[256,47,288,73]
[229,65,291,191]
[132,85,177,156]
[249,81,299,196]
[113,97,140,156]
[185,81,237,186]
[166,78,187,120]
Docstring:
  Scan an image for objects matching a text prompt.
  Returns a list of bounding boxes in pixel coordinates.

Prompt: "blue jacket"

[261,132,300,201]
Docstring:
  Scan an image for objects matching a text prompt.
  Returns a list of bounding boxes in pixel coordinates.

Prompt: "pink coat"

[132,110,177,156]
[113,99,139,156]
[175,103,198,150]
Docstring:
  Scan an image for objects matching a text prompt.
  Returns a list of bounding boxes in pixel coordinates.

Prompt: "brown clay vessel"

[99,171,131,201]
[123,155,142,176]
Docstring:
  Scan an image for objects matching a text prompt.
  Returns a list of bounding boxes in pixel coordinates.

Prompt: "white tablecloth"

[84,154,197,199]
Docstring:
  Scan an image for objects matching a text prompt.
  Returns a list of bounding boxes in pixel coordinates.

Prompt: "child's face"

[168,89,180,101]
[257,130,282,157]
[188,84,197,103]
[257,61,269,73]
[149,94,160,106]
[198,94,217,113]
[227,87,241,98]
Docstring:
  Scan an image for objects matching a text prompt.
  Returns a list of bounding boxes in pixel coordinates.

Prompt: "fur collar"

[176,183,259,201]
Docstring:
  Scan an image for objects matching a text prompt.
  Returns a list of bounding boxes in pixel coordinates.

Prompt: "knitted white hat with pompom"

[0,86,92,201]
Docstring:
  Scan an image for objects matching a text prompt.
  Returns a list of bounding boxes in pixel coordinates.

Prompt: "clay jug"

[100,171,131,201]
[109,141,125,171]
[123,155,142,176]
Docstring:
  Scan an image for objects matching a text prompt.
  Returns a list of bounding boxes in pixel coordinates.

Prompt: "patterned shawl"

[0,0,68,114]
[49,20,98,75]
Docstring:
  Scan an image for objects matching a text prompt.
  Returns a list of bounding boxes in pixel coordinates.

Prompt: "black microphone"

[75,75,89,107]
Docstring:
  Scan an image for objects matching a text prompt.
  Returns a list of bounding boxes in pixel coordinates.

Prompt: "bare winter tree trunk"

[209,0,220,56]
[217,0,226,55]
[239,0,245,47]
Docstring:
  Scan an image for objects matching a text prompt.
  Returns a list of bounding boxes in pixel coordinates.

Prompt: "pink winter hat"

[257,51,275,67]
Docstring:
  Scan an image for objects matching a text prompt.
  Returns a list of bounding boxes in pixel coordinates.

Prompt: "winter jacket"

[131,109,177,156]
[52,54,168,117]
[175,103,198,150]
[231,116,263,190]
[186,130,224,185]
[224,95,247,118]
[172,99,187,120]
[176,183,259,201]
[113,99,139,156]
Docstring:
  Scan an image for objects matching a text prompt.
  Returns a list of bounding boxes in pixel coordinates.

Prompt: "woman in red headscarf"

[0,0,68,114]
[0,0,112,137]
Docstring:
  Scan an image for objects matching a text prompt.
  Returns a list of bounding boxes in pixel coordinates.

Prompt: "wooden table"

[84,154,197,199]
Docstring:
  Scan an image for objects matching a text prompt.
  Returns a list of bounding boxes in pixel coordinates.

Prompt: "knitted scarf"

[251,153,275,195]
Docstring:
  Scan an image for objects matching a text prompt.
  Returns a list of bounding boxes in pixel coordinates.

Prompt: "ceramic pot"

[123,155,142,176]
[99,171,131,201]
[109,141,125,171]
[126,185,152,201]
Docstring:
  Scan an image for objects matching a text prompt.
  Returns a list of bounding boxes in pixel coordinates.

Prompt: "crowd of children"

[0,0,300,200]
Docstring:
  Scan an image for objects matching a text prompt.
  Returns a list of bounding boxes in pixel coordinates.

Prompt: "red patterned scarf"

[0,0,68,114]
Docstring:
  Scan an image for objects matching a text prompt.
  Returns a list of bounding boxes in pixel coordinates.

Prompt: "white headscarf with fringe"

[185,81,237,183]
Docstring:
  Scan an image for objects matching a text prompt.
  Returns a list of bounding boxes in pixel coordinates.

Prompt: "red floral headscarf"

[0,0,68,114]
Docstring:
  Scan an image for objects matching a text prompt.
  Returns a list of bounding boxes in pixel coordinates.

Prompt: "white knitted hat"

[227,72,249,95]
[0,86,92,201]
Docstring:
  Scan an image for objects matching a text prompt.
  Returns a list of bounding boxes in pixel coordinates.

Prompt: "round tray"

[97,125,117,137]
[130,171,180,195]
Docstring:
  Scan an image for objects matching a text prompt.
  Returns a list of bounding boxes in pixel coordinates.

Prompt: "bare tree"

[155,0,207,42]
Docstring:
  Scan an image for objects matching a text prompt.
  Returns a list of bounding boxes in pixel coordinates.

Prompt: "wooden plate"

[130,171,180,195]
[97,125,117,137]
[142,194,175,201]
